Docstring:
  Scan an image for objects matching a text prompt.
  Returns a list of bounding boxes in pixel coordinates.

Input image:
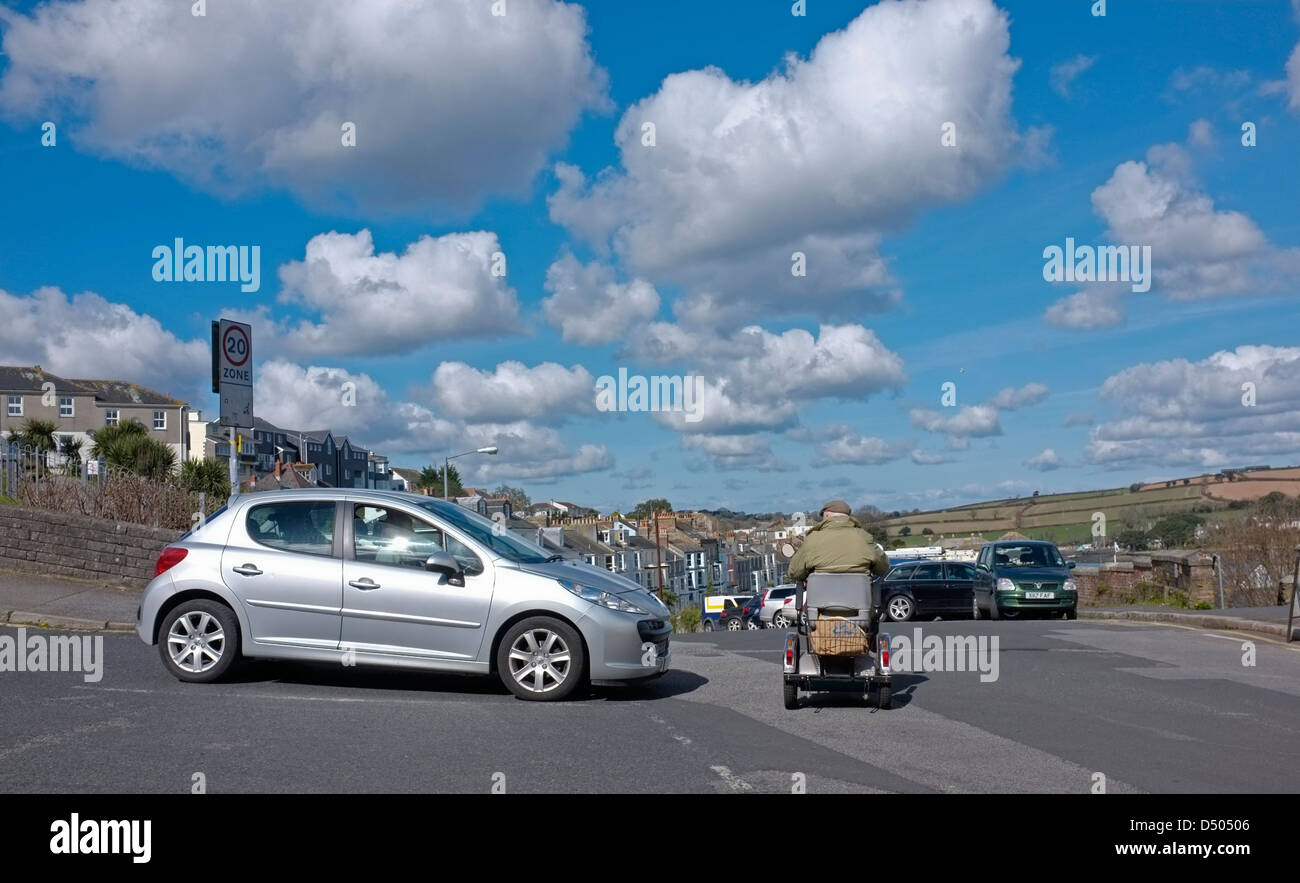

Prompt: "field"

[880,466,1298,545]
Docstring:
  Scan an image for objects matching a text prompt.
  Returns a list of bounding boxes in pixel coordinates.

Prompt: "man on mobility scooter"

[782,501,894,709]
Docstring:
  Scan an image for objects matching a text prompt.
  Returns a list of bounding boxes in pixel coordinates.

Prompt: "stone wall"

[0,503,183,590]
[1075,554,1218,606]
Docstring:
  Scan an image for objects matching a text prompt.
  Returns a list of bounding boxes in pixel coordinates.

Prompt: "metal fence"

[1,443,222,530]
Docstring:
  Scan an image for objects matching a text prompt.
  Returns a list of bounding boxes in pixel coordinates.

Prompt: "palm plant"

[11,418,58,451]
[90,419,175,479]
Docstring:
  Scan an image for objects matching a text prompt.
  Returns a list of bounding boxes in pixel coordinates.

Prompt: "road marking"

[1087,618,1300,650]
[710,765,754,791]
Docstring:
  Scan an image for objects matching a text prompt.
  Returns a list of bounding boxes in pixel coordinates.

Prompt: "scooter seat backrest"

[805,572,872,617]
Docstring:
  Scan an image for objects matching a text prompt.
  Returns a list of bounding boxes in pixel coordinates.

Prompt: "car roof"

[235,488,460,512]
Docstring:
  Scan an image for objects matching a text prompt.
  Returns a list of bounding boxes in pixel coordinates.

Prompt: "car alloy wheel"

[506,627,572,695]
[158,599,239,683]
[168,610,226,674]
[887,595,914,622]
[746,619,760,630]
[727,618,741,631]
[772,613,790,628]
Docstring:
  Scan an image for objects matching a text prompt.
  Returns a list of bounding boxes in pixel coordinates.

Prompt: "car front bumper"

[578,606,672,682]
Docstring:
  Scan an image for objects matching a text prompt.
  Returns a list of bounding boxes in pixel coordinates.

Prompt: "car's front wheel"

[772,612,791,628]
[497,617,586,701]
[159,600,239,683]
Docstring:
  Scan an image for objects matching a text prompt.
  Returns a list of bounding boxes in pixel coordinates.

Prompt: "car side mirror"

[976,563,989,572]
[425,551,464,584]
[1067,561,1076,570]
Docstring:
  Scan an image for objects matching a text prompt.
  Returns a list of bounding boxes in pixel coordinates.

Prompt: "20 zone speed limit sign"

[213,318,253,429]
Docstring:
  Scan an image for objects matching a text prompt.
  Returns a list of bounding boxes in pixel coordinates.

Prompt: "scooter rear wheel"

[783,681,799,709]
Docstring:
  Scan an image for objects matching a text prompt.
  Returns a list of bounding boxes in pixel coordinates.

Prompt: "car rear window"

[886,565,915,580]
[247,501,335,557]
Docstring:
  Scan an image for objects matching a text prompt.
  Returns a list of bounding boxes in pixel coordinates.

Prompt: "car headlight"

[1063,579,1077,592]
[996,578,1016,593]
[557,579,652,615]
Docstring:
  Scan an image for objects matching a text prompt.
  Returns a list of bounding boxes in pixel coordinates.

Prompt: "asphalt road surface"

[2,618,1297,793]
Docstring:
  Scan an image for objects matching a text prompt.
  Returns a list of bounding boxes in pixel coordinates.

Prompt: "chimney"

[275,459,282,480]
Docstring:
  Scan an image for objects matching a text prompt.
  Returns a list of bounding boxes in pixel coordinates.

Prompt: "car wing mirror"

[1067,561,1076,569]
[425,551,463,579]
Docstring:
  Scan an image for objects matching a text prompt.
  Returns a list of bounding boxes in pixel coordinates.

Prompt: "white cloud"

[275,229,522,357]
[256,360,611,482]
[1085,345,1300,467]
[542,253,660,346]
[0,0,606,211]
[988,382,1050,410]
[641,323,907,434]
[910,450,949,465]
[1062,412,1094,427]
[1050,55,1095,98]
[0,286,207,402]
[1046,142,1300,326]
[1188,118,1214,147]
[549,0,1027,326]
[681,434,795,472]
[1026,448,1061,471]
[910,404,1002,439]
[813,431,911,466]
[427,360,595,423]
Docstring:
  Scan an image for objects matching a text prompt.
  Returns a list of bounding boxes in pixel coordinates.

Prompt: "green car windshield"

[416,499,553,564]
[995,545,1065,568]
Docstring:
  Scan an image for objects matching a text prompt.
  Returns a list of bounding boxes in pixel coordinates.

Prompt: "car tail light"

[154,547,188,577]
[783,597,793,605]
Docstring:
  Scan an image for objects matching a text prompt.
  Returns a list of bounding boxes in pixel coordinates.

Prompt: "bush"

[1194,601,1213,610]
[673,607,701,633]
[180,458,231,499]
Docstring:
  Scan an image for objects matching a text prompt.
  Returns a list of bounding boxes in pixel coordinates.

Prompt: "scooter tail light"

[785,635,795,666]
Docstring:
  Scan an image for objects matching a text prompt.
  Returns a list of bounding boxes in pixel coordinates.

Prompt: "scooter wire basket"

[806,616,872,657]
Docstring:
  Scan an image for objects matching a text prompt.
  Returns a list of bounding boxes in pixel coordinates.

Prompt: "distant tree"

[491,483,530,510]
[1117,528,1150,551]
[1129,482,1143,492]
[9,418,58,451]
[57,434,83,461]
[899,526,912,537]
[921,527,934,535]
[1150,513,1202,549]
[180,458,232,499]
[418,464,462,497]
[630,498,673,520]
[90,419,175,479]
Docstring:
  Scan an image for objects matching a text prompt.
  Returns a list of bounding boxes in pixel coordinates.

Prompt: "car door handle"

[348,578,381,590]
[232,564,263,576]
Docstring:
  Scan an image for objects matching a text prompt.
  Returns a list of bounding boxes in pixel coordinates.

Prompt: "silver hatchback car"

[137,489,672,701]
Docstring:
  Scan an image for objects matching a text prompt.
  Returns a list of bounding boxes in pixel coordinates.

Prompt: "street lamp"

[444,446,498,499]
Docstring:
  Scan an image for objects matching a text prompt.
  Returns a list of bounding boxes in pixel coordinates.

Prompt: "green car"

[973,541,1078,620]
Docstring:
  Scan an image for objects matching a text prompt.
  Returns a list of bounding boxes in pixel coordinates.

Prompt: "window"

[912,563,944,580]
[352,504,483,575]
[946,563,976,581]
[153,410,166,430]
[885,564,915,581]
[104,409,119,426]
[7,396,21,417]
[246,501,335,557]
[59,396,74,417]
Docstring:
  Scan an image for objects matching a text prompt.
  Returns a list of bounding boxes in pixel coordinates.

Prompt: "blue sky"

[1,0,1298,515]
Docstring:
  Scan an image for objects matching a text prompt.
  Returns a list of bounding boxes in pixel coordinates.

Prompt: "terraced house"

[0,366,189,462]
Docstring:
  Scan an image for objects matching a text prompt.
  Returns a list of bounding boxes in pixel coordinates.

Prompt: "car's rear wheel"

[159,600,239,683]
[772,612,790,628]
[727,618,741,631]
[702,620,715,632]
[497,617,586,702]
[886,595,914,622]
[746,619,760,630]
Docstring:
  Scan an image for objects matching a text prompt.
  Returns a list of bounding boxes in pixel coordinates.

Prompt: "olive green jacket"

[787,516,890,582]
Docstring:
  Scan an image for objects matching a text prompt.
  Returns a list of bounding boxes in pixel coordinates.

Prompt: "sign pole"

[228,427,239,500]
[1288,544,1299,643]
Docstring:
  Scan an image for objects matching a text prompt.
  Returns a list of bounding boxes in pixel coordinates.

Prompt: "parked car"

[973,541,1078,620]
[136,489,672,701]
[760,584,799,627]
[740,594,766,630]
[880,560,978,621]
[701,594,754,631]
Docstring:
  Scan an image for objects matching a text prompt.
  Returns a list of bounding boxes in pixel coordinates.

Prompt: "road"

[2,618,1298,793]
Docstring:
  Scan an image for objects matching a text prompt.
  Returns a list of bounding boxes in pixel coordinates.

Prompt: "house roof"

[68,378,187,407]
[0,366,97,395]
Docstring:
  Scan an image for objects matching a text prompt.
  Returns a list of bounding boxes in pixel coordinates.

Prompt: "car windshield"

[416,499,552,564]
[994,544,1064,568]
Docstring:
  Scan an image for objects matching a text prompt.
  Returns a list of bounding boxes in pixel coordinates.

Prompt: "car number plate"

[1025,591,1055,599]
